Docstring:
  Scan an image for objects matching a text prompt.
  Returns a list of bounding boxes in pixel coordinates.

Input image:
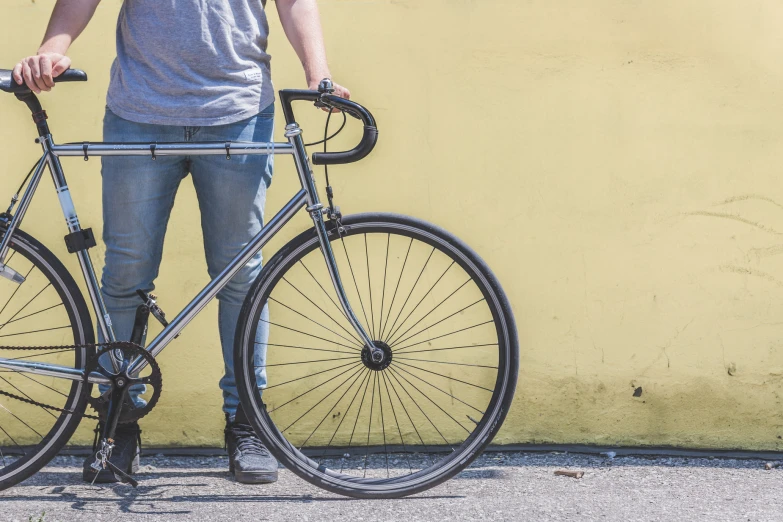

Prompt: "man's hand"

[12,53,72,94]
[309,79,350,100]
[12,0,101,93]
[309,78,351,112]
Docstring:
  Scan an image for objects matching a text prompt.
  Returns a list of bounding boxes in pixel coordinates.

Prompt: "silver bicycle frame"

[0,122,378,383]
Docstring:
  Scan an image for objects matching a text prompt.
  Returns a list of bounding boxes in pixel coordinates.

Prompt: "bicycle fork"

[285,122,386,364]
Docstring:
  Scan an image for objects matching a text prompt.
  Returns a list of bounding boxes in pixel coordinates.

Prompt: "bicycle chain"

[0,388,99,419]
[0,341,150,421]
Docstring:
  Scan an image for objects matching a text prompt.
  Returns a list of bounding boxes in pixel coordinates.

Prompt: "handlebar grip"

[312,125,379,166]
[318,94,377,127]
[277,89,379,166]
[312,94,378,166]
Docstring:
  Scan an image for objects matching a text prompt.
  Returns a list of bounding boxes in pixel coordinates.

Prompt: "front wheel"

[235,213,518,498]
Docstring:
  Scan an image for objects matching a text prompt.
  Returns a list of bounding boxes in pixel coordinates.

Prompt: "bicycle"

[0,68,519,499]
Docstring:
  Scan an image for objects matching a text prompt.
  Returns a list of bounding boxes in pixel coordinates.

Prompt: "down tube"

[130,189,309,374]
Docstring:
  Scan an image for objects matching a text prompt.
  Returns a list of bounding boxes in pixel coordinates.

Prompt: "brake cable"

[305,104,347,221]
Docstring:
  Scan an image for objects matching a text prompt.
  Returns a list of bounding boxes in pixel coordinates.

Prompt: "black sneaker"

[82,422,141,484]
[225,406,278,484]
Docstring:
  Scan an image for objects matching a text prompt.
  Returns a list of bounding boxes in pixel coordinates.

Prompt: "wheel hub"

[361,341,393,371]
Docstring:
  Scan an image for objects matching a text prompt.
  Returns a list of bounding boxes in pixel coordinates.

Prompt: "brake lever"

[314,78,361,119]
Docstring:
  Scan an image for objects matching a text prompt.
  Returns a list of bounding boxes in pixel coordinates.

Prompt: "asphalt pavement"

[1,451,782,521]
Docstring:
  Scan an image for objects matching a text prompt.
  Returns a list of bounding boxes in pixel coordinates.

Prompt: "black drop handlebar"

[278,88,378,166]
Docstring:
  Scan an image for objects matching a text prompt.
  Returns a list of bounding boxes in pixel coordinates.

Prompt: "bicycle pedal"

[136,290,176,335]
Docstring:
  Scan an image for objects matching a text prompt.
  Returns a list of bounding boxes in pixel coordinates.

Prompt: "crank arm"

[105,460,138,488]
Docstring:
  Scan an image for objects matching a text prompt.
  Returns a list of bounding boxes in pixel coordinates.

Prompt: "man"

[14,0,349,485]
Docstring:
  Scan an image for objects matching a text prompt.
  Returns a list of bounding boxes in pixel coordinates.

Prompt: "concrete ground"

[1,452,782,522]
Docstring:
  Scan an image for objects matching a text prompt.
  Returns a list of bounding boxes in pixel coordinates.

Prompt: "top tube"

[50,141,295,159]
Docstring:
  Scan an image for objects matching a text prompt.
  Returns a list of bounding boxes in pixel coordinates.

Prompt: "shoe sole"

[82,452,140,484]
[232,469,279,484]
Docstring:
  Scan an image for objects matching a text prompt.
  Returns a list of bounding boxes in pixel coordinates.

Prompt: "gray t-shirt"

[106,0,274,127]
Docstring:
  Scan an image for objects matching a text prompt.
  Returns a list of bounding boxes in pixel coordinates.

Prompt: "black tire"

[0,227,95,490]
[235,213,518,498]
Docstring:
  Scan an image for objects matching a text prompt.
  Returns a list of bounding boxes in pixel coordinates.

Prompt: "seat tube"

[285,122,382,358]
[42,136,118,348]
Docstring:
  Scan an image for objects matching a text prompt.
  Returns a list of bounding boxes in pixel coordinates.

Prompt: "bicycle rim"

[236,213,518,498]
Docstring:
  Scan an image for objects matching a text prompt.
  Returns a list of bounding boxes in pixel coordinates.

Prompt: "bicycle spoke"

[299,260,351,323]
[0,326,72,340]
[392,320,494,353]
[381,372,414,474]
[258,342,357,355]
[284,364,367,436]
[386,368,454,448]
[5,348,74,361]
[394,356,498,370]
[0,264,35,322]
[262,360,360,390]
[401,343,498,355]
[364,235,376,339]
[269,296,363,349]
[0,422,23,456]
[385,370,436,468]
[383,247,435,344]
[392,298,486,349]
[388,367,471,435]
[385,261,455,345]
[282,275,363,346]
[393,360,494,393]
[260,318,360,352]
[363,372,378,478]
[341,367,374,474]
[270,362,363,415]
[0,375,56,419]
[387,277,470,347]
[378,234,390,344]
[319,369,372,466]
[259,355,358,368]
[0,283,53,332]
[0,303,64,330]
[379,238,413,340]
[377,370,390,477]
[14,372,69,398]
[392,364,486,413]
[299,366,369,448]
[0,402,43,438]
[340,237,373,337]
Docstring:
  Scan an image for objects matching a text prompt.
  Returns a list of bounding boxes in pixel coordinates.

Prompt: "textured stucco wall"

[2,0,783,449]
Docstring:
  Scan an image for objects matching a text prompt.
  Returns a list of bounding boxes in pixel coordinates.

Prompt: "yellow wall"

[2,0,783,450]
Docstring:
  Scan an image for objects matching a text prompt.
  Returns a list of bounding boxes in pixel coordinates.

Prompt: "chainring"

[84,342,162,424]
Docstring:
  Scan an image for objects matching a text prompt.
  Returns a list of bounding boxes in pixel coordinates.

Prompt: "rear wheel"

[235,213,518,498]
[0,227,94,490]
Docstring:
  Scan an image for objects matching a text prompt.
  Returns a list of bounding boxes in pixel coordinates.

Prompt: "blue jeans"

[99,105,273,419]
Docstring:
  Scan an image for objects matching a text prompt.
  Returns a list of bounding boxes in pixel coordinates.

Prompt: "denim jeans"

[99,104,273,419]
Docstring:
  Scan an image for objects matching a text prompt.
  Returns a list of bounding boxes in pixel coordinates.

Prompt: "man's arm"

[13,0,101,93]
[276,0,350,99]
